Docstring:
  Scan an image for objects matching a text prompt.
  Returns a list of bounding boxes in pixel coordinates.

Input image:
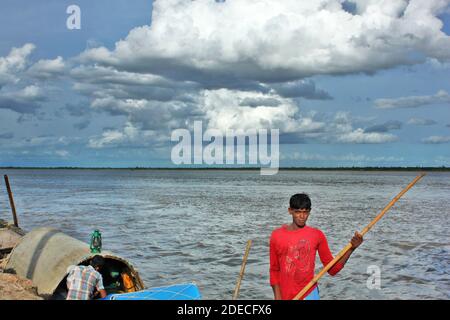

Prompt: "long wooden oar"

[293,172,426,300]
[232,239,252,300]
[4,175,19,227]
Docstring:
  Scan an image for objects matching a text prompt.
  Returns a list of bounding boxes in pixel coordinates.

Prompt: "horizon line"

[0,166,449,171]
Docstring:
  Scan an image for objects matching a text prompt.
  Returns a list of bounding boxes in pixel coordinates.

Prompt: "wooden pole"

[4,175,19,227]
[232,239,252,300]
[293,172,426,300]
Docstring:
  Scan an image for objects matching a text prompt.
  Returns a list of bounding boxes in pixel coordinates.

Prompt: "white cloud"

[285,152,404,162]
[422,135,450,143]
[70,65,173,87]
[28,56,65,78]
[0,44,62,114]
[70,64,201,105]
[7,3,446,151]
[337,128,398,143]
[13,85,45,101]
[63,1,448,148]
[90,95,200,131]
[0,43,35,86]
[3,135,81,149]
[80,0,450,83]
[200,89,326,134]
[0,85,46,113]
[375,90,450,109]
[85,88,333,148]
[326,112,398,144]
[79,83,402,147]
[55,150,70,157]
[88,122,161,148]
[25,136,71,147]
[88,129,130,149]
[201,89,296,131]
[87,87,327,139]
[407,117,437,125]
[434,156,450,164]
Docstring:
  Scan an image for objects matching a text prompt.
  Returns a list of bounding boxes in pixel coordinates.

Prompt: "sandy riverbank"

[0,256,43,300]
[0,220,42,300]
[0,271,43,300]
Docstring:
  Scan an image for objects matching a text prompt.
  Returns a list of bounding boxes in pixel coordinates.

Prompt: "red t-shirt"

[270,225,344,300]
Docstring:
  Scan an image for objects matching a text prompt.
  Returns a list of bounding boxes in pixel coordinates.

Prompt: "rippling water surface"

[1,169,448,299]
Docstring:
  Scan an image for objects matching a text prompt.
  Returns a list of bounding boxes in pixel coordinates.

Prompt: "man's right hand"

[350,231,363,249]
[99,289,107,298]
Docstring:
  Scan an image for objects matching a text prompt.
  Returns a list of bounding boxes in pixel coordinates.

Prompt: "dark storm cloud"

[407,118,438,126]
[65,102,91,117]
[270,80,333,100]
[239,97,282,107]
[0,95,43,114]
[0,132,14,139]
[73,120,90,130]
[364,120,402,133]
[341,1,357,15]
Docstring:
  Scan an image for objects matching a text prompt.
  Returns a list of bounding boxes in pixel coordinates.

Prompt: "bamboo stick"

[232,239,252,300]
[293,173,426,300]
[4,175,19,227]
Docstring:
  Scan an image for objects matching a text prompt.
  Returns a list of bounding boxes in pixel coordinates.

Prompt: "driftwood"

[0,219,24,261]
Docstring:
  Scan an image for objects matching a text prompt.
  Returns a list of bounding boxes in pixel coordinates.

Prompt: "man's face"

[289,208,310,228]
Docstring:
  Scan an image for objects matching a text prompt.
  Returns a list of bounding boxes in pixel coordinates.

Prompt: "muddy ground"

[0,268,43,300]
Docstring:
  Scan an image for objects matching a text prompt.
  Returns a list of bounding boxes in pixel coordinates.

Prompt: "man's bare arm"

[336,232,363,266]
[271,285,282,300]
[99,289,107,298]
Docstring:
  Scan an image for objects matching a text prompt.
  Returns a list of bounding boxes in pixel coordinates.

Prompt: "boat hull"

[102,283,201,300]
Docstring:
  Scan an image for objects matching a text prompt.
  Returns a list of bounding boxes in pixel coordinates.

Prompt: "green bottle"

[90,229,102,253]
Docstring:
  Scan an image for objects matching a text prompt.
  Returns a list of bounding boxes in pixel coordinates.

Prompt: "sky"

[0,0,450,168]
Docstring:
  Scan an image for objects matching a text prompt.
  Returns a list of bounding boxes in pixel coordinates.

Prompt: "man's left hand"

[350,232,363,249]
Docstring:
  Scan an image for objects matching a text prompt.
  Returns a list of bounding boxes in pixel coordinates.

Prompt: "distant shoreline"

[1,166,449,171]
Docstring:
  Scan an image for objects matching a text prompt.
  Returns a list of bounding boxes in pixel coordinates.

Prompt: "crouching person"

[66,255,107,300]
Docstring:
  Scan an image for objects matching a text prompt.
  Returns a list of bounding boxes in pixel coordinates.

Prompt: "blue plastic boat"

[101,283,201,300]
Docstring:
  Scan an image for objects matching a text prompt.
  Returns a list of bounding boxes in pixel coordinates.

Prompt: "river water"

[0,169,448,299]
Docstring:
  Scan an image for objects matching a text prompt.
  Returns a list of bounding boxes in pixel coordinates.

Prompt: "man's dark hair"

[289,193,311,210]
[90,255,105,269]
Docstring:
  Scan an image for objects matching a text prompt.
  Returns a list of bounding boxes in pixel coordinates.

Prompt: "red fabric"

[270,225,344,300]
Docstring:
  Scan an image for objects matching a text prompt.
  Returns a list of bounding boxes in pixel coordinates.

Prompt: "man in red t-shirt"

[270,193,363,300]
